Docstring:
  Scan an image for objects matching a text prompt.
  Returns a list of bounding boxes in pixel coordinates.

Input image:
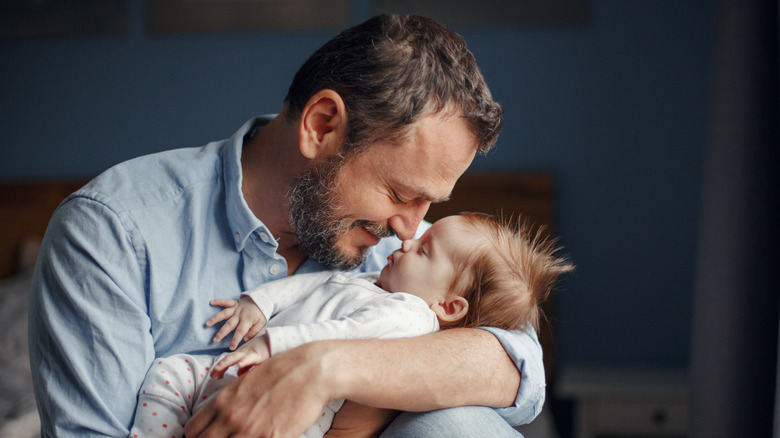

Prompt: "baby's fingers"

[229,331,244,351]
[230,319,258,348]
[235,354,262,376]
[244,324,263,341]
[210,298,237,308]
[212,317,237,343]
[205,306,235,328]
[211,354,240,379]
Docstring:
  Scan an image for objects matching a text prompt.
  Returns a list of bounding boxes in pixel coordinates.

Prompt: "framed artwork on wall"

[148,0,351,34]
[375,0,588,27]
[0,0,127,39]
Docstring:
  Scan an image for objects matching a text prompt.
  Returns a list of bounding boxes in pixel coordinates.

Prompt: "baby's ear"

[431,296,469,327]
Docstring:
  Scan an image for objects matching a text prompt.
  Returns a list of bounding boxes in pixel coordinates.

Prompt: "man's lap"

[380,406,523,438]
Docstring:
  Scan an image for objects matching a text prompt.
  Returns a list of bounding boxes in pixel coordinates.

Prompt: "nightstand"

[556,365,688,438]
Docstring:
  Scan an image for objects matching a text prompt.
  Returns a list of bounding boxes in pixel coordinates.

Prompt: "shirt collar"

[224,115,276,252]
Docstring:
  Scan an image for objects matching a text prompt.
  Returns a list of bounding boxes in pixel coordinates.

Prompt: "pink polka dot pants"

[130,353,232,438]
[129,353,342,437]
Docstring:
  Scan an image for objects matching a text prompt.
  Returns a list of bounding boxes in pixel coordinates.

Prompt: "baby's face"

[379,215,473,305]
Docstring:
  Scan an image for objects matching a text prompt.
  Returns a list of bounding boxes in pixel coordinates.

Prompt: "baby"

[130,213,573,438]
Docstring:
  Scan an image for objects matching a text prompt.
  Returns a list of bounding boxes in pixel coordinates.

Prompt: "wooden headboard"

[0,172,559,382]
[0,180,88,279]
[425,172,555,230]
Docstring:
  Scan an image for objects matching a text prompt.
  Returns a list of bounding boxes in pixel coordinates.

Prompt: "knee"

[380,406,522,438]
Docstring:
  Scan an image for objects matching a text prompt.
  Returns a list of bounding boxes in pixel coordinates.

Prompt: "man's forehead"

[351,111,477,199]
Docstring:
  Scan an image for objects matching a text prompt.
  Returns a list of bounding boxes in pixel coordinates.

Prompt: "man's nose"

[388,200,431,241]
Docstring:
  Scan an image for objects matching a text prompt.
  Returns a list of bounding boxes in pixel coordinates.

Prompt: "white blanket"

[0,270,40,437]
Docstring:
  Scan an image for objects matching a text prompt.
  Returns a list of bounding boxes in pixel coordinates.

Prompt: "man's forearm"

[184,328,522,436]
[324,328,520,411]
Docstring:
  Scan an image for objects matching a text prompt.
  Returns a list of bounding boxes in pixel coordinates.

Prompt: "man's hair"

[283,14,502,155]
[448,213,574,332]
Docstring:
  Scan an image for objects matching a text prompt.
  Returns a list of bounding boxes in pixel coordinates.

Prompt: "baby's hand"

[210,334,271,379]
[206,296,268,350]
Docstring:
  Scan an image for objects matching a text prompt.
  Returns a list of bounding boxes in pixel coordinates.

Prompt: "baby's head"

[447,213,574,331]
[378,213,573,331]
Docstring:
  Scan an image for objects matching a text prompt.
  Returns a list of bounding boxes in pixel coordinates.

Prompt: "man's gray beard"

[288,155,393,270]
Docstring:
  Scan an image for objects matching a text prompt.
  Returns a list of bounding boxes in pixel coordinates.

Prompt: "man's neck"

[240,115,309,274]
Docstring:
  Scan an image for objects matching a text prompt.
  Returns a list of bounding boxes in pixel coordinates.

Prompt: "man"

[29,14,545,437]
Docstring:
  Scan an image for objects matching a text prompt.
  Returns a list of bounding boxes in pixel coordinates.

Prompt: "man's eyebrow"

[409,185,451,203]
[430,193,451,204]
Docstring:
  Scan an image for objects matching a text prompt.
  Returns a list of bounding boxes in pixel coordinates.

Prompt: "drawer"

[587,400,687,436]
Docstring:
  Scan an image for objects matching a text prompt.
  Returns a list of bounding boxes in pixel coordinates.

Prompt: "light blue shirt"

[28,116,545,437]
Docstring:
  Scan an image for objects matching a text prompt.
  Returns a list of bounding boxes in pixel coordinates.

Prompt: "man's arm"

[29,196,153,436]
[327,328,520,409]
[185,328,519,438]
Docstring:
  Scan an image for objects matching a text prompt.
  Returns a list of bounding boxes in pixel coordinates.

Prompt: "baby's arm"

[206,272,335,350]
[266,292,438,355]
[325,401,400,438]
[211,333,271,378]
[206,295,267,350]
[211,293,436,378]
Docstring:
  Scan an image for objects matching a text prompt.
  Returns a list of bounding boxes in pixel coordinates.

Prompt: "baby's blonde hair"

[447,213,574,332]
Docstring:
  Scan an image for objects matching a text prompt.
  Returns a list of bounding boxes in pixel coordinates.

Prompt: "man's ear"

[298,89,347,160]
[431,296,469,327]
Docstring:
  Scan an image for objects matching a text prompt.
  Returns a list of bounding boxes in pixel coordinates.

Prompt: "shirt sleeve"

[478,326,546,426]
[265,293,438,355]
[28,195,155,437]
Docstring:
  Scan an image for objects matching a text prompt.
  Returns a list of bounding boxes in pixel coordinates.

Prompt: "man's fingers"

[184,398,216,437]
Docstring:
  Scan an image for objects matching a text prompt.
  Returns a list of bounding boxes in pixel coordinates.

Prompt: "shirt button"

[259,232,270,243]
[234,232,241,243]
[269,264,281,276]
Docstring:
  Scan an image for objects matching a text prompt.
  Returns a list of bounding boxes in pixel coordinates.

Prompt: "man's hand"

[184,341,335,438]
[206,296,268,350]
[210,333,271,379]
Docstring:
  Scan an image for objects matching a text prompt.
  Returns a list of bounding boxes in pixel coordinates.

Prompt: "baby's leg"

[302,399,344,438]
[131,353,231,438]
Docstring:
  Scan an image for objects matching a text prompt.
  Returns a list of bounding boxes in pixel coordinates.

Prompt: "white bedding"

[0,269,40,437]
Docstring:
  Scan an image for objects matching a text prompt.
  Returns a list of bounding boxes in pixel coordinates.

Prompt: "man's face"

[289,111,478,270]
[288,154,392,270]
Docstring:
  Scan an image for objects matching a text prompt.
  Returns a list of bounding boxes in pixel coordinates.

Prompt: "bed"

[0,173,560,437]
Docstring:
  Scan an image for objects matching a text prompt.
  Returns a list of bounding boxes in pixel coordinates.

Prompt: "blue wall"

[0,1,715,368]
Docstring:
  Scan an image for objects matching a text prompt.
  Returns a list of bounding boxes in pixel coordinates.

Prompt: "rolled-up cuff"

[478,326,546,426]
